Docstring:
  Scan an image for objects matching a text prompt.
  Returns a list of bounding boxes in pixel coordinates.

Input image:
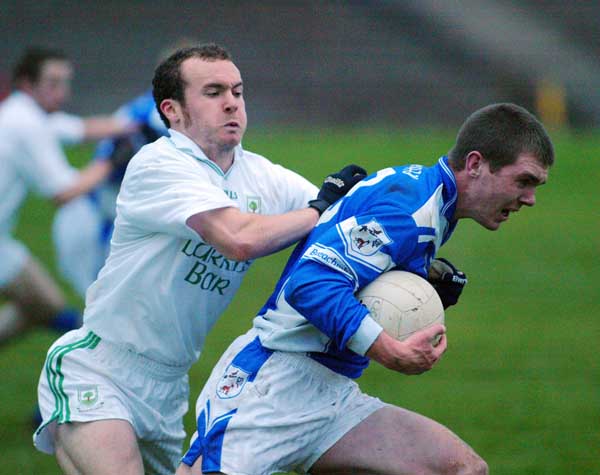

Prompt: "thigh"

[0,234,29,288]
[56,419,144,475]
[176,457,204,475]
[311,405,486,475]
[36,330,187,475]
[2,256,65,321]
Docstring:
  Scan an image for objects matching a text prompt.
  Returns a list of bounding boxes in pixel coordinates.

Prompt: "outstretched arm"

[186,164,366,261]
[81,116,138,141]
[52,160,113,206]
[186,206,320,261]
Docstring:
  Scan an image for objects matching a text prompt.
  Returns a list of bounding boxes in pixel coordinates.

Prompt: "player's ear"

[465,151,484,178]
[160,98,182,126]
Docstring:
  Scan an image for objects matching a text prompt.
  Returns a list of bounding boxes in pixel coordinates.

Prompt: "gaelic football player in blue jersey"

[180,103,554,475]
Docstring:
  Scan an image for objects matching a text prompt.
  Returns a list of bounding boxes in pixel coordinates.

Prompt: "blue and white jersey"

[94,90,167,181]
[254,157,458,378]
[92,90,167,220]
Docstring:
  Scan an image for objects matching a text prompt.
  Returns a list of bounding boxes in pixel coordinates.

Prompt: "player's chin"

[477,217,502,231]
[220,132,243,147]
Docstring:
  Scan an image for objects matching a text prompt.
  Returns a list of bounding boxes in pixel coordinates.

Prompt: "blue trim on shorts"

[202,408,237,472]
[182,337,273,469]
[182,400,238,470]
[181,400,210,466]
[230,336,273,381]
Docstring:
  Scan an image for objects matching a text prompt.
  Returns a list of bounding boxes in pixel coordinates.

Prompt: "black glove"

[308,164,367,215]
[108,124,161,170]
[108,135,136,169]
[428,257,468,309]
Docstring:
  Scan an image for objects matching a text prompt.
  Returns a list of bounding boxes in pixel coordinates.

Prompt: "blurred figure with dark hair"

[51,39,199,298]
[0,46,135,346]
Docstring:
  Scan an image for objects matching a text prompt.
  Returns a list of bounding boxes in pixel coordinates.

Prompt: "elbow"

[52,192,71,207]
[283,274,306,308]
[218,239,257,262]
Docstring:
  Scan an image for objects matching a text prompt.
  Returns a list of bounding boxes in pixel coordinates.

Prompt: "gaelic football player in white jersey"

[34,43,366,475]
[0,47,135,348]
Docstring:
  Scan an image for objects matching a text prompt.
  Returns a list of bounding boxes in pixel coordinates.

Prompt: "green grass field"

[1,128,598,474]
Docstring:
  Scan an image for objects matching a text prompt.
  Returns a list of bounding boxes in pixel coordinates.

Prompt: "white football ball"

[357,270,444,343]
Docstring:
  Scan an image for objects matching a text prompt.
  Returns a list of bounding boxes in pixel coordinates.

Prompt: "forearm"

[53,160,112,206]
[286,262,377,351]
[82,116,135,141]
[187,206,320,261]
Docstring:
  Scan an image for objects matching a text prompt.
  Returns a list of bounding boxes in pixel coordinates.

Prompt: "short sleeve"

[18,123,78,197]
[117,153,238,240]
[278,165,318,211]
[260,162,318,214]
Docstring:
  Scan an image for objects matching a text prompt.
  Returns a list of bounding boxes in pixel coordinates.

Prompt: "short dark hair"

[448,103,554,172]
[12,47,69,87]
[152,43,232,127]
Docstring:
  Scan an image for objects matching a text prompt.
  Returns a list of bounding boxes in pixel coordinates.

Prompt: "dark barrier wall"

[3,1,599,127]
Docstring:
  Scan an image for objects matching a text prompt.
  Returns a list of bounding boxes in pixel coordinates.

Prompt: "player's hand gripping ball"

[427,258,468,309]
[357,271,445,345]
[309,164,367,215]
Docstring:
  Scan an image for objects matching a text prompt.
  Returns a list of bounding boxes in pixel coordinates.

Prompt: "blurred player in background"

[52,40,197,298]
[0,47,136,347]
[52,92,167,297]
[178,103,554,475]
[34,43,365,475]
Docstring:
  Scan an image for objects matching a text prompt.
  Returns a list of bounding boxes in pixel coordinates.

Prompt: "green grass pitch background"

[1,128,598,474]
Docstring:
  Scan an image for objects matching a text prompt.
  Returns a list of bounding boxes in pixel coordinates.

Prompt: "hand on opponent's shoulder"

[309,164,367,215]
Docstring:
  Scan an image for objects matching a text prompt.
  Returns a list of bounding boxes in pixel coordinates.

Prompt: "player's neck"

[205,146,235,174]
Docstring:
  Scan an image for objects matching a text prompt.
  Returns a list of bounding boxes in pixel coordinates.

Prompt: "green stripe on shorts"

[45,331,101,423]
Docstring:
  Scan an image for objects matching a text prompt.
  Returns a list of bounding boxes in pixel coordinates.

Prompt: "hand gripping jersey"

[254,157,458,378]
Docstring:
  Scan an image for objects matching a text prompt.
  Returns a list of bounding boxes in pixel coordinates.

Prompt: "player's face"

[30,60,73,113]
[469,153,548,230]
[178,58,247,153]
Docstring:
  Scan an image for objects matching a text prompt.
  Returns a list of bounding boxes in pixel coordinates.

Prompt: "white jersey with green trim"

[83,129,317,370]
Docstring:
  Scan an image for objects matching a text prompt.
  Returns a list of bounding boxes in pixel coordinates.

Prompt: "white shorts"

[0,234,28,287]
[34,326,190,475]
[183,330,386,475]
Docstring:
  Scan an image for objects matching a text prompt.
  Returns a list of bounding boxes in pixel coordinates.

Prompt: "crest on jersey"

[349,219,392,256]
[246,196,262,214]
[216,364,250,399]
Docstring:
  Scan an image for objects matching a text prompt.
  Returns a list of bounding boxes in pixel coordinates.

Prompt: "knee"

[474,457,489,475]
[457,454,488,475]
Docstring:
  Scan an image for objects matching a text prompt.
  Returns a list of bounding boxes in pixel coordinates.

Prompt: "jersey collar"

[437,156,458,229]
[167,128,242,177]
